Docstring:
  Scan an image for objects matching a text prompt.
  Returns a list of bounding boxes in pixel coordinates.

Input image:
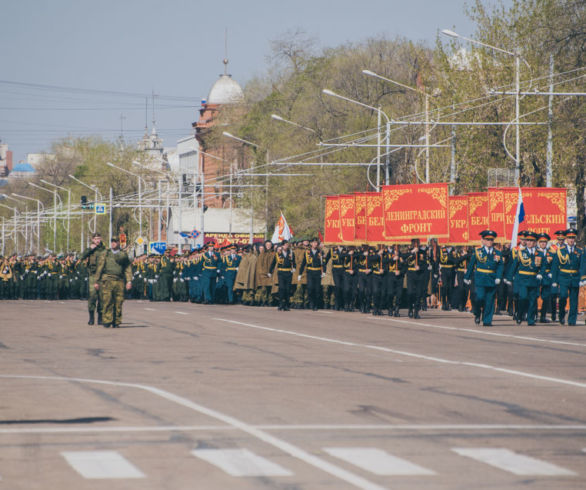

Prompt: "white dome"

[207,74,244,105]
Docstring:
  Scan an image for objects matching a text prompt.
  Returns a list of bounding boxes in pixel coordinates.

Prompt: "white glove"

[536,274,543,281]
[580,280,586,287]
[548,273,552,279]
[551,282,557,288]
[297,275,302,282]
[194,277,199,281]
[495,278,501,285]
[267,273,271,278]
[463,279,471,285]
[428,265,433,270]
[321,272,326,278]
[504,279,512,286]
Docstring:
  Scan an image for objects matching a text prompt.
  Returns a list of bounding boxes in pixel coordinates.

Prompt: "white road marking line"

[2,375,386,490]
[452,448,576,476]
[175,311,188,315]
[324,447,435,476]
[370,316,586,348]
[144,307,156,311]
[213,318,586,389]
[192,448,293,477]
[61,450,145,479]
[2,424,586,435]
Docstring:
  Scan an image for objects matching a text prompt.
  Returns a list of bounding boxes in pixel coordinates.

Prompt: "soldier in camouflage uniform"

[80,232,107,325]
[94,236,132,328]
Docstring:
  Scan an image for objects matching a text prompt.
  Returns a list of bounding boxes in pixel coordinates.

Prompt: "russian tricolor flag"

[510,187,526,245]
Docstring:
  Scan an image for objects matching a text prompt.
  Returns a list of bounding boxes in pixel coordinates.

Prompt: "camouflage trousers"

[101,277,125,326]
[88,274,102,313]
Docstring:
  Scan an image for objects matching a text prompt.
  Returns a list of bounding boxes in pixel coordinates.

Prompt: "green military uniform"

[94,240,132,328]
[80,242,106,324]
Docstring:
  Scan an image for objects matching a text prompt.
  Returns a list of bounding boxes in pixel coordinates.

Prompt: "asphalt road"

[1,299,585,490]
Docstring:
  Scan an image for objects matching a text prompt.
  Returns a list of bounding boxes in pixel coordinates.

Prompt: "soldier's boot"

[414,305,421,319]
[559,304,566,325]
[88,311,95,325]
[539,305,551,323]
[394,305,401,317]
[97,311,103,325]
[551,297,557,322]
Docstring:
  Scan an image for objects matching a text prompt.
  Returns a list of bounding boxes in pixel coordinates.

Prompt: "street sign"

[149,241,167,255]
[95,203,106,215]
[136,236,145,245]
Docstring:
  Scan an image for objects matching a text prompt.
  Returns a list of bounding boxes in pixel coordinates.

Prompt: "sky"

[0,0,511,164]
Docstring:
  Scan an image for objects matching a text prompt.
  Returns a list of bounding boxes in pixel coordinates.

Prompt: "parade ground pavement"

[1,300,586,490]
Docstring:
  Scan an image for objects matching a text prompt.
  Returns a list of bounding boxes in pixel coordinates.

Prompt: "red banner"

[488,188,506,241]
[382,183,449,239]
[440,196,469,245]
[354,193,367,242]
[502,187,567,241]
[467,192,489,243]
[324,196,342,244]
[366,192,385,243]
[339,194,355,243]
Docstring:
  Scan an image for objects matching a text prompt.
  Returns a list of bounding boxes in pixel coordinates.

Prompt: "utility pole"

[546,54,554,187]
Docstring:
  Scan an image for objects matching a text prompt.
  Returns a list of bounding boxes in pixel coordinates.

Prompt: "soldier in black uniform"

[406,239,429,319]
[343,246,358,311]
[369,245,387,316]
[328,244,346,311]
[385,245,404,316]
[453,246,470,312]
[299,237,326,311]
[438,245,458,310]
[269,240,296,311]
[356,245,372,313]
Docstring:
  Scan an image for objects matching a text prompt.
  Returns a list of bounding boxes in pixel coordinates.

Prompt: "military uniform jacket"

[464,246,504,287]
[369,253,387,276]
[222,254,241,278]
[506,247,546,287]
[551,245,584,287]
[201,252,221,276]
[406,249,429,273]
[328,248,346,271]
[343,252,358,275]
[95,249,132,283]
[80,243,106,276]
[270,250,296,273]
[300,249,325,274]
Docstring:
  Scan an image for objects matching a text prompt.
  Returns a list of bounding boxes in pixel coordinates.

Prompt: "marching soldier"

[356,245,372,314]
[328,244,346,311]
[549,230,566,321]
[537,233,554,323]
[406,239,429,319]
[343,246,358,311]
[438,245,457,310]
[369,245,387,316]
[80,232,106,325]
[299,237,326,311]
[222,244,241,304]
[269,240,296,311]
[551,229,583,326]
[94,236,132,328]
[505,231,545,326]
[385,245,404,316]
[464,230,504,327]
[200,243,221,304]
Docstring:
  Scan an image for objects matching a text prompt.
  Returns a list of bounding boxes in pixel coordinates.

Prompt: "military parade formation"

[1,228,585,327]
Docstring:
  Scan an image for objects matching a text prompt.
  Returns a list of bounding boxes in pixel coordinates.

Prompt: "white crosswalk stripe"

[192,448,293,477]
[324,447,436,475]
[452,448,576,476]
[61,451,145,479]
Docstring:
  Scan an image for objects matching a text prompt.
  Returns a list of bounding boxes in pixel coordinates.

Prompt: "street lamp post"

[41,179,71,252]
[0,203,19,254]
[223,132,260,244]
[322,89,390,190]
[442,29,522,183]
[69,174,100,250]
[13,194,43,254]
[29,182,60,252]
[362,69,434,183]
[107,162,144,243]
[2,194,28,252]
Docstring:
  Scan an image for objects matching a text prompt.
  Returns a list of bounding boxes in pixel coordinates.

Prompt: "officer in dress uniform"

[549,230,566,321]
[269,240,296,311]
[222,244,241,304]
[537,233,554,323]
[506,231,545,326]
[200,242,221,304]
[356,245,373,313]
[551,229,583,326]
[464,230,504,327]
[299,237,326,311]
